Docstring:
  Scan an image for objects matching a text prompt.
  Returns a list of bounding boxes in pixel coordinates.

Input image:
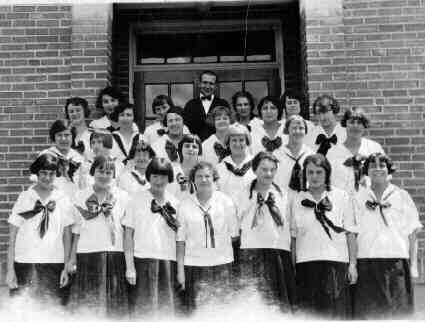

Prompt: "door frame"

[128,18,285,103]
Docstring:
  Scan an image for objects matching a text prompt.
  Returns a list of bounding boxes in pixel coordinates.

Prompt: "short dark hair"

[30,153,59,175]
[363,153,396,175]
[312,94,340,115]
[152,94,174,114]
[231,91,255,120]
[189,161,219,183]
[178,134,202,162]
[95,86,124,111]
[283,115,308,135]
[145,157,174,183]
[64,97,90,119]
[280,89,302,113]
[49,119,72,142]
[257,96,283,120]
[134,140,156,159]
[341,107,370,128]
[210,105,234,128]
[163,106,184,127]
[110,102,135,123]
[302,154,332,191]
[89,155,116,177]
[89,131,113,150]
[252,151,279,172]
[200,70,218,82]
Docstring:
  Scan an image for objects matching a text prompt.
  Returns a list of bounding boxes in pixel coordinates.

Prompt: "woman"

[353,153,422,319]
[6,153,74,305]
[117,140,155,195]
[231,91,262,131]
[250,96,287,156]
[123,157,179,317]
[176,161,239,314]
[274,115,314,194]
[235,152,296,312]
[65,97,92,160]
[152,106,186,163]
[168,134,202,200]
[216,123,256,200]
[280,89,315,133]
[90,86,138,132]
[110,102,143,165]
[327,107,385,193]
[289,154,358,319]
[202,105,233,166]
[68,155,130,317]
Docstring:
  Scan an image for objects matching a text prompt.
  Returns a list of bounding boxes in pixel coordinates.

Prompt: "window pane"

[145,84,168,117]
[245,81,268,116]
[171,83,194,108]
[219,82,242,105]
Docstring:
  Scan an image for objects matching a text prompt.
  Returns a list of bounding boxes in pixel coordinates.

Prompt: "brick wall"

[302,0,425,282]
[0,4,112,282]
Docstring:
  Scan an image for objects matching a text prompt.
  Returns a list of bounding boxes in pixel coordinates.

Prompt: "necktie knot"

[201,95,212,101]
[157,128,168,136]
[17,199,56,238]
[213,142,230,162]
[261,136,282,152]
[151,199,179,231]
[224,161,252,177]
[315,134,337,155]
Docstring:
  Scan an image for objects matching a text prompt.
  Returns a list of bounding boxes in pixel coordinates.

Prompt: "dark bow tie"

[252,192,284,228]
[75,193,116,220]
[18,200,56,238]
[157,128,168,136]
[262,136,282,152]
[72,141,85,154]
[343,155,366,191]
[165,140,179,162]
[315,134,337,156]
[301,196,345,239]
[286,152,305,192]
[198,205,215,248]
[151,199,179,232]
[55,154,81,182]
[224,161,252,176]
[365,190,394,227]
[201,95,212,101]
[131,171,147,186]
[213,142,230,162]
[176,173,195,193]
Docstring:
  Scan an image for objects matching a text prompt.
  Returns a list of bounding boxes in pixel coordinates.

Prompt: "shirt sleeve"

[121,199,136,229]
[176,203,187,242]
[8,192,27,228]
[61,196,78,227]
[342,192,359,234]
[401,189,423,235]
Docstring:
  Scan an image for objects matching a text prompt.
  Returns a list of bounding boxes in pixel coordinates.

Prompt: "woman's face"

[67,104,85,124]
[287,120,306,143]
[318,109,336,129]
[368,157,389,184]
[229,134,247,156]
[133,150,151,171]
[54,129,72,152]
[255,159,277,186]
[193,167,214,192]
[305,162,326,190]
[261,101,279,123]
[149,174,169,191]
[166,113,184,136]
[346,117,365,140]
[118,108,134,129]
[155,102,170,122]
[181,141,200,163]
[235,97,251,119]
[93,165,114,189]
[37,169,56,190]
[214,113,231,132]
[285,97,301,117]
[102,94,119,115]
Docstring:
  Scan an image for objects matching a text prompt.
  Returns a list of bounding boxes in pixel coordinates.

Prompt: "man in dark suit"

[183,70,229,141]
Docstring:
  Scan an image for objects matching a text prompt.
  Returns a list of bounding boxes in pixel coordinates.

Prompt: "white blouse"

[89,115,139,132]
[202,134,228,167]
[144,121,190,145]
[122,189,179,261]
[354,184,422,259]
[72,186,130,253]
[117,169,150,196]
[176,191,238,266]
[236,184,291,251]
[8,187,76,263]
[110,131,144,165]
[250,122,288,156]
[151,135,180,163]
[304,123,347,153]
[289,187,358,263]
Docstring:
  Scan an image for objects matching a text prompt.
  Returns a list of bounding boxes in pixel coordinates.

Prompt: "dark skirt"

[178,263,233,315]
[296,260,350,319]
[237,248,296,312]
[10,262,68,306]
[353,258,414,319]
[128,257,177,317]
[70,251,129,318]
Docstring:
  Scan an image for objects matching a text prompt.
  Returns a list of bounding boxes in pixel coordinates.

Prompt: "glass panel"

[145,84,168,117]
[245,81,268,116]
[219,82,242,106]
[171,83,194,108]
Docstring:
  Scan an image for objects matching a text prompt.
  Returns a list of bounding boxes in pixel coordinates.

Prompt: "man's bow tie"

[201,95,212,101]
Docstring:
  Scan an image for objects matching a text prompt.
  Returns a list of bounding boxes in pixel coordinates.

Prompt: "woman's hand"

[348,263,358,284]
[126,268,136,285]
[65,258,77,275]
[59,269,69,288]
[6,268,18,290]
[177,268,185,291]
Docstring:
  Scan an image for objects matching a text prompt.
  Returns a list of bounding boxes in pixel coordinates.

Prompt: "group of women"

[5,84,422,320]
